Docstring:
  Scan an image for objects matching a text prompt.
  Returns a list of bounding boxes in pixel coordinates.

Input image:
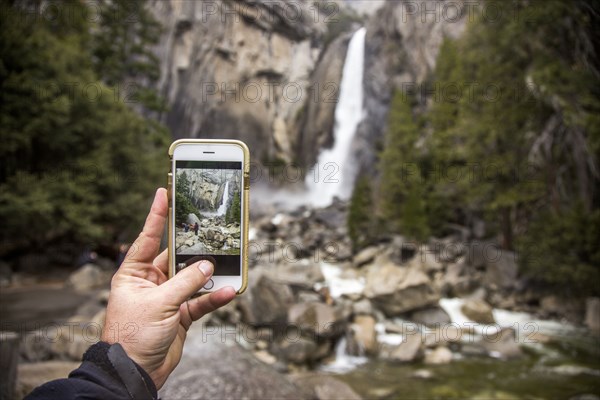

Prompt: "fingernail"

[198,261,213,277]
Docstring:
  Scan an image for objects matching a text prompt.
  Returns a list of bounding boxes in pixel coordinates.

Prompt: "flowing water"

[305,27,366,207]
[317,263,600,398]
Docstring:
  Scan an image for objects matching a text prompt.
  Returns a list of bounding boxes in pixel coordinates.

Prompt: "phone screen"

[174,160,242,276]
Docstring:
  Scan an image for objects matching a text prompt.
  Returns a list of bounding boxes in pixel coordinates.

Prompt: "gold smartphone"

[168,139,249,294]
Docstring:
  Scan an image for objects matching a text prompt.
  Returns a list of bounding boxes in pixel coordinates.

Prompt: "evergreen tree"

[0,1,169,256]
[226,190,241,225]
[175,171,198,224]
[347,175,375,251]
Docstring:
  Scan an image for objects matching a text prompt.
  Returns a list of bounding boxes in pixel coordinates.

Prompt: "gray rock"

[380,333,423,363]
[364,256,440,316]
[483,249,519,289]
[288,303,346,338]
[160,323,309,399]
[461,298,495,324]
[585,297,600,333]
[66,264,108,292]
[352,298,373,316]
[353,246,379,267]
[406,306,451,327]
[272,261,325,288]
[481,328,523,359]
[348,315,377,356]
[291,373,362,400]
[274,337,318,364]
[239,272,295,326]
[424,346,453,365]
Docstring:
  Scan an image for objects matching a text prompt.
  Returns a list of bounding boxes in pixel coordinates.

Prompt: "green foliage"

[174,171,199,225]
[347,175,375,251]
[91,0,165,112]
[226,190,241,225]
[379,92,431,242]
[0,2,169,256]
[517,205,600,296]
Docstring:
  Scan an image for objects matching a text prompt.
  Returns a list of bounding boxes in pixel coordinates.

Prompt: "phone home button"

[203,279,214,290]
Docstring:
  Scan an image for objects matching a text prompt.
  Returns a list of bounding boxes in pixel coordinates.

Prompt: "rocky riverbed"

[176,216,241,255]
[3,199,600,399]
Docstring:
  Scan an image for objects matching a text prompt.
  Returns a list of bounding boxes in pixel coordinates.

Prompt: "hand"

[101,188,236,389]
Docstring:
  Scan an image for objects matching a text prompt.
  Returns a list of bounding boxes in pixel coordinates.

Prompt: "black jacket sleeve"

[25,342,158,400]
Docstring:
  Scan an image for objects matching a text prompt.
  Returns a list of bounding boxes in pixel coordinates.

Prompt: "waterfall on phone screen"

[305,27,366,207]
[217,181,230,216]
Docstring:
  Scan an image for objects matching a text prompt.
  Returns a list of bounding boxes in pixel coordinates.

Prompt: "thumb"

[157,260,214,305]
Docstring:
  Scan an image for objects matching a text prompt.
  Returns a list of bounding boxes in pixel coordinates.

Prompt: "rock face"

[149,0,350,165]
[364,256,440,316]
[351,0,467,177]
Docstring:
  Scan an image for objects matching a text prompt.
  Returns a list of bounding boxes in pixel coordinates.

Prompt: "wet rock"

[288,302,346,338]
[461,298,495,324]
[424,346,453,364]
[16,361,80,399]
[364,257,440,316]
[481,328,522,359]
[406,306,451,327]
[66,264,108,292]
[291,373,362,400]
[380,334,423,362]
[585,297,600,333]
[348,315,377,356]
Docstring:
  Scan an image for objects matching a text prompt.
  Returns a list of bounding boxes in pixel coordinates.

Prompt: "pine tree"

[347,175,375,251]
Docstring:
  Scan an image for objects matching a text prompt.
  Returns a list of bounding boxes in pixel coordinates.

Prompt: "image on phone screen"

[174,160,242,276]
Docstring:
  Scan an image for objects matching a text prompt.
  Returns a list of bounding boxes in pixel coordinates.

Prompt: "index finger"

[123,188,168,264]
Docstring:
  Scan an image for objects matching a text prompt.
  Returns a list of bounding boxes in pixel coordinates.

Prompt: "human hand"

[101,188,236,389]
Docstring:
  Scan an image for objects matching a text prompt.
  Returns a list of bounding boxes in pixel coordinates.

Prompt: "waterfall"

[217,181,230,216]
[305,27,367,207]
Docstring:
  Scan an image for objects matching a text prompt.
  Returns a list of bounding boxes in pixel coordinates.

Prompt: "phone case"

[167,139,250,295]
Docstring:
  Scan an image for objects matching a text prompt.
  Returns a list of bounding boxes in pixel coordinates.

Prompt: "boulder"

[364,257,440,316]
[481,328,522,359]
[66,264,107,292]
[272,261,325,288]
[291,373,362,400]
[585,297,600,333]
[424,346,453,364]
[406,306,451,327]
[353,246,379,267]
[239,273,295,326]
[288,303,346,338]
[253,350,277,365]
[274,337,318,364]
[461,298,495,324]
[348,315,377,356]
[380,333,423,362]
[483,249,518,289]
[20,324,99,362]
[352,298,373,316]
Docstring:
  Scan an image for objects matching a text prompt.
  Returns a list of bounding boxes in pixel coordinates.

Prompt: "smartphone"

[168,139,249,294]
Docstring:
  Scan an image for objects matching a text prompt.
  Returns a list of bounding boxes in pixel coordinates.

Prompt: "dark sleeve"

[25,342,158,400]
